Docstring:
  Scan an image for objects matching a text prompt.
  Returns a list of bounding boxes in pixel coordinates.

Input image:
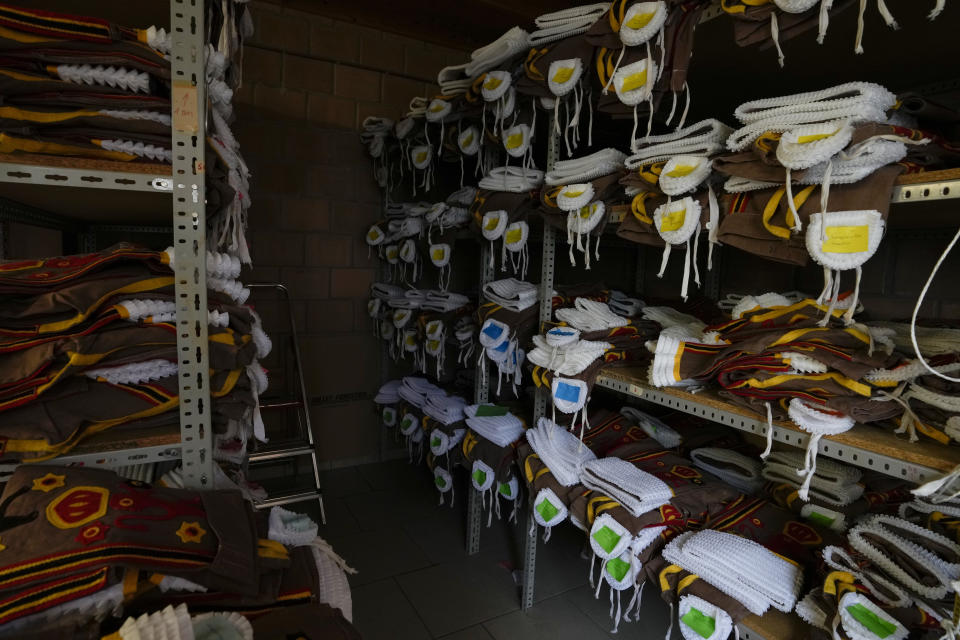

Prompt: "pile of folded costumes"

[365,188,476,290]
[721,0,947,66]
[528,291,657,428]
[714,81,925,312]
[0,465,358,637]
[367,284,473,379]
[797,504,960,640]
[540,148,629,268]
[617,119,733,300]
[0,244,270,477]
[519,403,916,636]
[648,293,926,493]
[471,167,544,281]
[0,2,254,262]
[372,377,526,524]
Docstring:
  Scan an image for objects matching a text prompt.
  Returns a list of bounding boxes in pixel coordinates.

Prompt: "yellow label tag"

[660,209,686,232]
[625,11,656,29]
[415,151,427,164]
[797,130,838,144]
[822,225,869,253]
[367,229,380,241]
[563,189,586,198]
[621,69,648,93]
[484,76,503,91]
[580,204,596,219]
[406,335,416,346]
[430,102,446,113]
[461,133,474,147]
[484,216,500,231]
[428,340,441,350]
[953,592,960,628]
[552,67,575,84]
[665,163,699,178]
[505,228,523,244]
[386,247,398,259]
[506,133,524,150]
[432,248,445,261]
[172,81,199,134]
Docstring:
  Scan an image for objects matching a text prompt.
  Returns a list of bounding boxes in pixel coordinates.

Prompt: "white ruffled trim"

[99,139,171,163]
[55,64,150,93]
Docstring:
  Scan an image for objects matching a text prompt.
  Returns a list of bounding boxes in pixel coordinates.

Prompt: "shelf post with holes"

[169,0,214,489]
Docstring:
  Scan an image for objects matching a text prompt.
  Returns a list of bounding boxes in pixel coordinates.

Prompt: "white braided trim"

[821,545,913,608]
[899,499,960,520]
[723,176,779,193]
[650,327,687,387]
[556,183,595,211]
[780,351,829,374]
[654,197,701,246]
[765,449,862,485]
[192,611,255,640]
[207,277,250,304]
[774,0,819,12]
[663,530,803,615]
[678,594,734,640]
[788,399,854,436]
[533,487,569,528]
[794,590,830,631]
[268,506,319,546]
[776,120,854,170]
[620,2,669,46]
[85,359,178,385]
[838,592,908,640]
[55,64,150,93]
[457,124,479,154]
[848,515,960,599]
[613,59,657,106]
[99,139,171,163]
[580,457,673,518]
[762,461,864,506]
[907,383,960,413]
[806,210,884,272]
[479,166,545,192]
[690,447,763,494]
[627,119,732,168]
[531,4,609,46]
[867,360,960,384]
[547,58,585,97]
[799,137,909,185]
[528,335,612,375]
[733,82,896,125]
[545,148,627,185]
[100,109,172,126]
[659,155,712,195]
[555,297,629,331]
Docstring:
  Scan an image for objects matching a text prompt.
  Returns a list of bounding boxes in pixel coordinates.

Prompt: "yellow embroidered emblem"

[31,472,66,493]
[46,486,109,529]
[175,521,207,544]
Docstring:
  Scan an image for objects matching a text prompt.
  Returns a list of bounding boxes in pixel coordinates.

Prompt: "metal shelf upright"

[0,0,215,488]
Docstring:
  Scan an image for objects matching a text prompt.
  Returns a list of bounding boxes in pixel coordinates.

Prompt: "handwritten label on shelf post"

[172,81,199,134]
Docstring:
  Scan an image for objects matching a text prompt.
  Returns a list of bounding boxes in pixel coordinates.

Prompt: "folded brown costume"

[0,369,250,461]
[0,466,259,626]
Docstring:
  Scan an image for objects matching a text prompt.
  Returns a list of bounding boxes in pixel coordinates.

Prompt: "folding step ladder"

[247,283,326,523]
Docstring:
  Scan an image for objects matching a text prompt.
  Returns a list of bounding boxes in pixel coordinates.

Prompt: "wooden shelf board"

[598,365,960,475]
[0,153,170,176]
[741,610,808,640]
[68,424,181,457]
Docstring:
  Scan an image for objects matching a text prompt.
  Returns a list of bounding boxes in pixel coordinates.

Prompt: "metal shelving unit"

[0,0,214,488]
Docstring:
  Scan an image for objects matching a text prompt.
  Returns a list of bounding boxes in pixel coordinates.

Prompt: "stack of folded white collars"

[525,417,597,487]
[627,119,733,299]
[423,393,467,426]
[399,376,444,409]
[437,26,531,95]
[579,457,673,518]
[464,404,525,447]
[483,278,539,312]
[663,529,804,616]
[762,450,864,512]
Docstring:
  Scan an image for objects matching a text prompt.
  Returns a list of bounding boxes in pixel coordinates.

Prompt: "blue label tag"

[483,324,504,339]
[492,340,509,354]
[555,381,582,403]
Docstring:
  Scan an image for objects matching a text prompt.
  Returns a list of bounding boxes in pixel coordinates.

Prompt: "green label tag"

[435,476,446,488]
[431,437,441,448]
[472,469,487,486]
[681,608,717,639]
[592,525,622,555]
[498,483,512,497]
[536,498,559,523]
[476,404,509,417]
[606,556,631,582]
[807,511,836,527]
[846,604,897,638]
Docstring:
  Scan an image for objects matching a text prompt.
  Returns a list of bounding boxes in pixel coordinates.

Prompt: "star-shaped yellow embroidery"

[31,472,65,493]
[175,521,207,544]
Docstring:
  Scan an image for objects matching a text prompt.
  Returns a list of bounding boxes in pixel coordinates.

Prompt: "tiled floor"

[317,459,678,640]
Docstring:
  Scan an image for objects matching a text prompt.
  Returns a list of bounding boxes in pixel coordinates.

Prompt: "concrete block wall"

[236,2,468,465]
